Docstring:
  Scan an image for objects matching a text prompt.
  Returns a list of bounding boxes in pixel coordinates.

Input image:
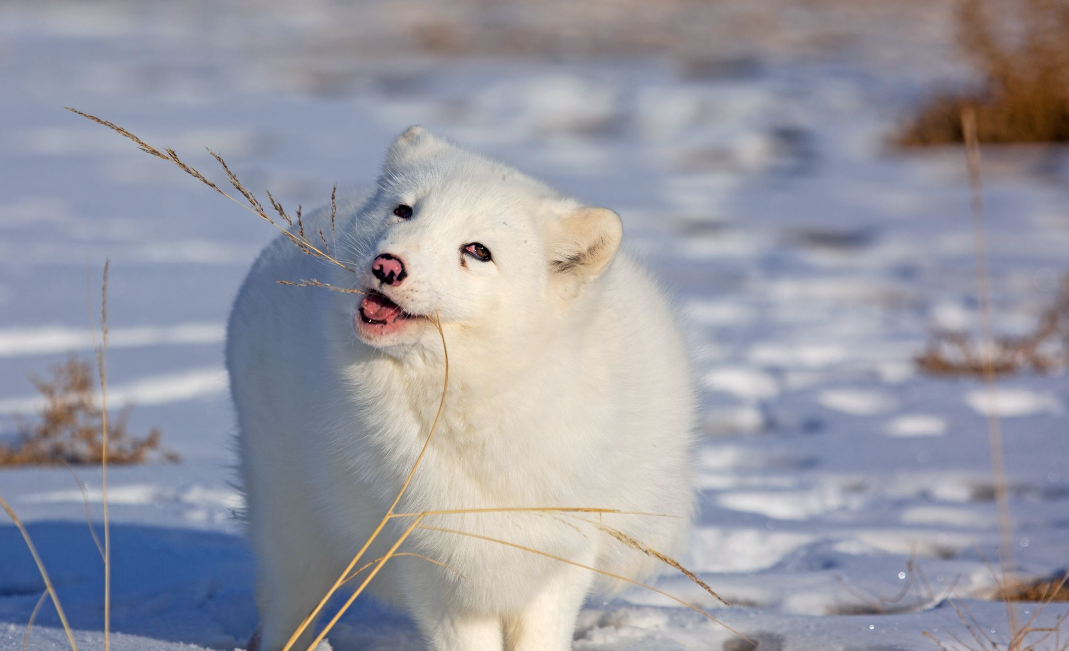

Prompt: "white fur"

[227,127,696,651]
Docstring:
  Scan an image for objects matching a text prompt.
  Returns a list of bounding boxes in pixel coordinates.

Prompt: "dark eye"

[393,204,413,219]
[462,242,492,262]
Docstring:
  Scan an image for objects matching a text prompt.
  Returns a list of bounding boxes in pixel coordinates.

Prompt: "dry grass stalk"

[331,184,338,254]
[922,106,1069,651]
[903,549,1069,650]
[61,461,105,560]
[961,108,1018,627]
[0,495,79,651]
[836,547,969,619]
[279,313,452,651]
[572,515,728,606]
[928,560,1069,651]
[276,279,364,294]
[341,552,467,584]
[65,108,169,161]
[899,0,1069,146]
[4,264,124,651]
[388,506,670,518]
[22,589,49,651]
[417,523,749,641]
[0,354,178,467]
[90,262,113,651]
[65,109,358,295]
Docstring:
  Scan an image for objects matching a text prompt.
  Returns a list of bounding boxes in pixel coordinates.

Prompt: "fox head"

[340,126,624,371]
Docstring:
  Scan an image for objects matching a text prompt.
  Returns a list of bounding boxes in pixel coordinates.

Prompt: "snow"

[0,323,225,359]
[2,2,1069,650]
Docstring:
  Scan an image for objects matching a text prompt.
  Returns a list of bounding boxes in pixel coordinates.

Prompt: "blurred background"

[1,1,1068,649]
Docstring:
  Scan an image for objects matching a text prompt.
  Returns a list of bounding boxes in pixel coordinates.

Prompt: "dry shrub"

[900,0,1069,146]
[917,273,1069,376]
[0,355,178,467]
[1005,576,1069,603]
[839,552,1069,650]
[926,563,1069,651]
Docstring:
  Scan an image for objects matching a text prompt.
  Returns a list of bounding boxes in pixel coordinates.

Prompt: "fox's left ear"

[548,206,623,296]
[383,125,444,168]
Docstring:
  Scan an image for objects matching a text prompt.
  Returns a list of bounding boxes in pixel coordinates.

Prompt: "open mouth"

[359,290,410,326]
[355,290,421,340]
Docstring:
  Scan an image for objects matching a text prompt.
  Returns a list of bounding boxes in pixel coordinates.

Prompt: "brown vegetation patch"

[1004,576,1069,603]
[900,0,1069,146]
[1,355,178,467]
[917,274,1069,377]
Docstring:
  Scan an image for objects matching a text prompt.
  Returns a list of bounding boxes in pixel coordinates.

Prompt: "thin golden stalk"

[330,184,338,255]
[418,524,752,644]
[277,279,365,294]
[962,107,1020,638]
[64,108,352,272]
[87,260,113,651]
[59,460,104,560]
[569,516,728,606]
[22,589,49,651]
[304,514,426,651]
[341,552,466,585]
[265,190,293,226]
[64,107,167,160]
[0,496,78,651]
[388,506,671,519]
[279,313,450,651]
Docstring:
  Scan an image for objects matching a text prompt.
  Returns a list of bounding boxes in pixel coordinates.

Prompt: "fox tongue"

[361,293,404,324]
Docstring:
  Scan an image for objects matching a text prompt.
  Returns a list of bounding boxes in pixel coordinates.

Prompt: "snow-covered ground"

[2,3,1068,650]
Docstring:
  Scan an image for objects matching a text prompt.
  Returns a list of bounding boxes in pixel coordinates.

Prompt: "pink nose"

[371,253,406,286]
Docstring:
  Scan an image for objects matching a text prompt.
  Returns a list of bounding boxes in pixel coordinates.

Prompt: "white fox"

[227,127,695,651]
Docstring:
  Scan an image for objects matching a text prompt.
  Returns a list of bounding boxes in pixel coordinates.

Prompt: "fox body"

[227,127,695,651]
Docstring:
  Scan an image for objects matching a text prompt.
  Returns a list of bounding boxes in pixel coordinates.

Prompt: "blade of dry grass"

[388,506,672,519]
[64,108,353,274]
[280,313,451,651]
[0,495,78,651]
[330,184,337,255]
[304,514,427,651]
[22,589,49,651]
[59,461,104,560]
[417,523,751,643]
[341,552,466,584]
[978,550,1069,650]
[568,515,728,606]
[923,104,1069,651]
[88,260,112,651]
[265,190,293,227]
[276,279,365,294]
[64,108,168,160]
[963,107,1021,640]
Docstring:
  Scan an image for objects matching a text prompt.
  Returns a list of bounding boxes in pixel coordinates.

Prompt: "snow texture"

[1,2,1068,650]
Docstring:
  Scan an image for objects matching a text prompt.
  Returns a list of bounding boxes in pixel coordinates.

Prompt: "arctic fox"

[227,127,695,651]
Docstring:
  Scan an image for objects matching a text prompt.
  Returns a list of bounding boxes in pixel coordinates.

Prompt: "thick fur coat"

[227,127,695,651]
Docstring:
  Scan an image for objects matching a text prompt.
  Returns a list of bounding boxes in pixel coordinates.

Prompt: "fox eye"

[462,242,492,262]
[393,204,413,219]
